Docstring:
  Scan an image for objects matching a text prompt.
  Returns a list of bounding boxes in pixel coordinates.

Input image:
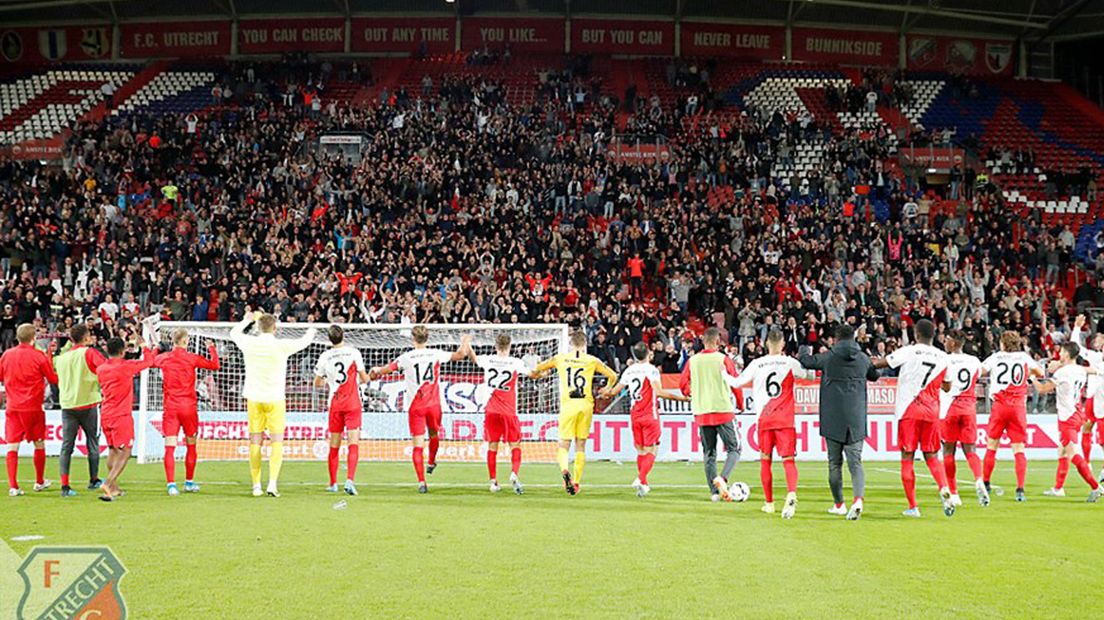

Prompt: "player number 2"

[629,377,644,401]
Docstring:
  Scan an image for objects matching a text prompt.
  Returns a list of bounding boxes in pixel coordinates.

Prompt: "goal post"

[136,322,570,464]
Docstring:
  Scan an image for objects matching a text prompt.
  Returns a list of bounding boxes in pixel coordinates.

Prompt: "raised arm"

[195,343,220,371]
[283,327,318,355]
[229,312,256,347]
[450,334,473,362]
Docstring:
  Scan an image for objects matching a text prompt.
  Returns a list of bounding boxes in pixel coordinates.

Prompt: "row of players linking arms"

[3,312,1104,519]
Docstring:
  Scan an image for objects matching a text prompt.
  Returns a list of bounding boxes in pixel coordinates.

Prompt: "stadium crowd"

[0,56,1101,382]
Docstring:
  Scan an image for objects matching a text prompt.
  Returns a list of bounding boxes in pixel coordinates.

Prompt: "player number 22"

[487,368,513,391]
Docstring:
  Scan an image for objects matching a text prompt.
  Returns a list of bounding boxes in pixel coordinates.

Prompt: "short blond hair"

[257,314,277,333]
[412,325,429,345]
[570,330,587,349]
[496,333,511,352]
[172,327,189,346]
[15,323,35,344]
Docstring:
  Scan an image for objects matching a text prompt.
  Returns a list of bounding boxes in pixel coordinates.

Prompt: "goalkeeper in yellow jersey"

[230,311,317,498]
[531,330,617,495]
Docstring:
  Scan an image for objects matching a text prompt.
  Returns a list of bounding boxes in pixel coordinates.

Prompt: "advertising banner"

[238,18,346,54]
[792,27,897,66]
[679,22,784,59]
[570,18,673,56]
[0,409,1065,463]
[0,25,112,63]
[906,35,1015,76]
[120,21,231,58]
[350,16,454,54]
[460,17,564,53]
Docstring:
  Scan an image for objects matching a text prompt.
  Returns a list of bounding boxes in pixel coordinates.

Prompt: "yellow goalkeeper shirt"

[229,318,317,402]
[535,350,617,410]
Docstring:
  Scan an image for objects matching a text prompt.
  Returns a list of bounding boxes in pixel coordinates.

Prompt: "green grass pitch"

[1,457,1101,618]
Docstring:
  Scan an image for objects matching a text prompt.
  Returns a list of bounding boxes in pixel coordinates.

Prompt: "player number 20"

[995,362,1025,386]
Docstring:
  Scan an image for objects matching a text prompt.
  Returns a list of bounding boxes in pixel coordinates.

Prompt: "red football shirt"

[96,349,156,420]
[0,343,58,412]
[155,345,220,412]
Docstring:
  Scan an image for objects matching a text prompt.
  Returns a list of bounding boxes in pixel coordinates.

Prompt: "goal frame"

[136,321,571,464]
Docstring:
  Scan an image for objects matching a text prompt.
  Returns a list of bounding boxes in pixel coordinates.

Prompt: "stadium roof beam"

[786,0,808,26]
[0,0,118,11]
[1027,0,1094,45]
[766,0,1050,30]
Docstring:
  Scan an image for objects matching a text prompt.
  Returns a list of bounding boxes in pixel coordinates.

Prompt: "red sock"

[760,459,774,503]
[347,444,359,481]
[413,446,425,482]
[185,444,197,481]
[487,450,497,481]
[965,452,983,480]
[925,455,948,489]
[944,454,958,493]
[901,459,917,509]
[33,448,45,485]
[782,458,798,493]
[635,454,644,481]
[983,449,997,482]
[1082,432,1094,463]
[328,447,340,485]
[61,474,69,487]
[1072,454,1099,490]
[428,436,439,465]
[5,450,17,489]
[1014,452,1027,489]
[639,453,655,485]
[510,448,521,476]
[1055,457,1070,489]
[163,446,176,484]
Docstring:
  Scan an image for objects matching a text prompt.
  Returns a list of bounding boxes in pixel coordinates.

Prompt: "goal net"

[136,322,569,464]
